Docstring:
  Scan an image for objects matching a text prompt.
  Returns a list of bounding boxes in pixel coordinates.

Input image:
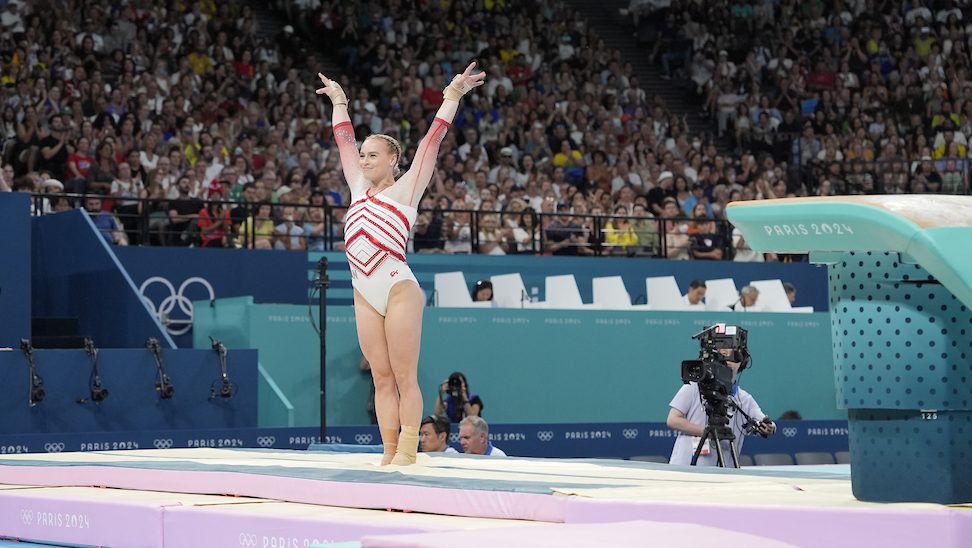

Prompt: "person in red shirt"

[65,136,95,193]
[197,183,231,248]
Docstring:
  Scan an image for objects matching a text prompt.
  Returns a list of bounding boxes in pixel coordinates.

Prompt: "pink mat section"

[0,487,167,547]
[2,452,971,548]
[163,504,443,547]
[0,464,566,523]
[360,520,795,548]
[564,498,972,548]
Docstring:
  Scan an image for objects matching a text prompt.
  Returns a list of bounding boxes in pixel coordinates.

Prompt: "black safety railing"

[28,192,740,260]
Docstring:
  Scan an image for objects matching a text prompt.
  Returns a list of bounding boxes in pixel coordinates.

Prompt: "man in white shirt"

[682,279,706,309]
[667,326,776,466]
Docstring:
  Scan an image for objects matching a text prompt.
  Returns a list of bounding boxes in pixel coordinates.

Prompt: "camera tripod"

[690,397,741,468]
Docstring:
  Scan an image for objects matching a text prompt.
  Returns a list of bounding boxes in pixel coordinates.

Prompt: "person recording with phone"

[667,325,776,466]
[434,372,483,423]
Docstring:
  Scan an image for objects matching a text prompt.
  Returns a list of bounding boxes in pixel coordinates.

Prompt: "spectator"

[604,204,638,256]
[688,203,724,261]
[662,198,690,260]
[458,416,506,456]
[38,115,69,181]
[630,203,659,256]
[84,196,127,246]
[420,414,458,453]
[198,190,232,249]
[167,176,203,247]
[241,202,276,250]
[273,205,306,251]
[0,163,14,192]
[303,206,327,252]
[545,204,584,256]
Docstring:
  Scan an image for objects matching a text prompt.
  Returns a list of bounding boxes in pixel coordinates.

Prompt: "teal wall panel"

[195,303,840,426]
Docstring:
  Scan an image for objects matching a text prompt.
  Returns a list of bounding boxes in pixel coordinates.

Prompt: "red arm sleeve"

[404,117,451,204]
[332,121,365,196]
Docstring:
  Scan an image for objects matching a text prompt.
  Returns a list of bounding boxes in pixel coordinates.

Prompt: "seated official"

[729,285,760,311]
[458,416,506,456]
[682,279,706,309]
[667,347,775,466]
[420,414,458,453]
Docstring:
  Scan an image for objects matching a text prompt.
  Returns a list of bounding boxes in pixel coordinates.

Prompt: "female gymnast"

[316,62,486,465]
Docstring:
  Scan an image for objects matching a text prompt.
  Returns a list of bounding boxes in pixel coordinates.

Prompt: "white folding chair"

[544,275,583,309]
[748,279,792,312]
[593,276,631,310]
[704,278,739,311]
[645,276,685,310]
[490,273,544,308]
[433,272,491,308]
[545,275,601,309]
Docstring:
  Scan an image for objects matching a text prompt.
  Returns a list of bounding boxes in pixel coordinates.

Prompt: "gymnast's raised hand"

[442,61,487,101]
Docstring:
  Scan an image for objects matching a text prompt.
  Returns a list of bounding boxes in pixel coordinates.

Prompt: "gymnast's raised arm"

[316,74,367,196]
[401,61,486,206]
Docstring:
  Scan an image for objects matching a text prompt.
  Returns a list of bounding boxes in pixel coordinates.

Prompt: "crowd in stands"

[628,0,972,197]
[1,0,967,260]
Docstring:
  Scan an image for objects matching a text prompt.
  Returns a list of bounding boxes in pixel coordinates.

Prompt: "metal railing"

[28,192,739,260]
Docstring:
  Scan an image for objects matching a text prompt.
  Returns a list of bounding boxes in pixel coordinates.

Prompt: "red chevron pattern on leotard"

[344,190,413,277]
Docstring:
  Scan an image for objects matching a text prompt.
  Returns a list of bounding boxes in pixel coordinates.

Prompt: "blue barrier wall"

[0,193,31,348]
[0,348,258,435]
[114,247,313,348]
[194,303,841,427]
[32,210,175,348]
[0,421,847,459]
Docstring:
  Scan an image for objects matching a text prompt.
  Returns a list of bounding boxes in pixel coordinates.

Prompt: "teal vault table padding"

[726,196,972,504]
[725,195,972,310]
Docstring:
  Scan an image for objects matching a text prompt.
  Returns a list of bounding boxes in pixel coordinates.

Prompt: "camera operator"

[434,372,483,423]
[667,330,776,466]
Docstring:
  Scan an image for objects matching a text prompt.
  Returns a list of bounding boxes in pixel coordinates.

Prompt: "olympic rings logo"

[354,434,373,445]
[622,429,639,440]
[537,431,554,442]
[256,436,276,448]
[238,532,257,547]
[139,276,215,336]
[44,442,65,452]
[782,427,798,438]
[20,509,33,525]
[153,439,174,449]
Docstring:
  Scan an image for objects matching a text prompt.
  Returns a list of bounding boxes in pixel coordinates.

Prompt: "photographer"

[434,372,483,423]
[667,326,776,466]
